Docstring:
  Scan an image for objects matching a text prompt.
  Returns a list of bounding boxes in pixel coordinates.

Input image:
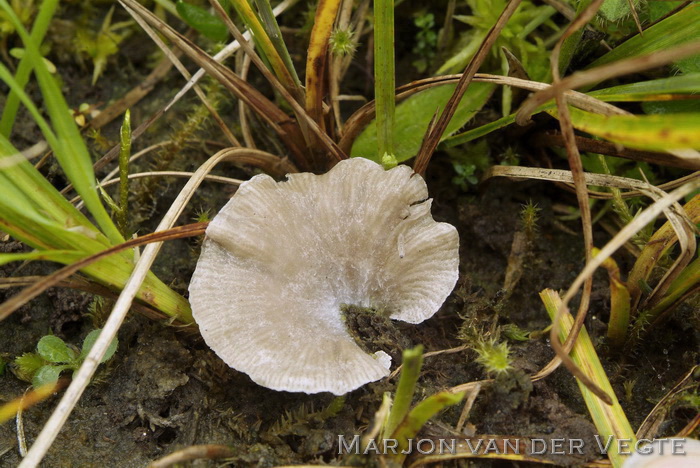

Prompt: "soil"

[1,3,698,468]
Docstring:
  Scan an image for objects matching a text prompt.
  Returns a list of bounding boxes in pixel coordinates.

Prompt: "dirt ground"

[1,3,698,467]
[2,168,697,466]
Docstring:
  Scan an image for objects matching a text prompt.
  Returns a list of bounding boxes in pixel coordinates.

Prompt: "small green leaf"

[351,83,494,163]
[599,0,640,22]
[14,353,46,382]
[37,335,76,363]
[176,1,228,42]
[80,329,118,363]
[32,364,68,388]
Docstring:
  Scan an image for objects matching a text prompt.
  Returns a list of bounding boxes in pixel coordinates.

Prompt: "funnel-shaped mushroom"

[189,158,458,394]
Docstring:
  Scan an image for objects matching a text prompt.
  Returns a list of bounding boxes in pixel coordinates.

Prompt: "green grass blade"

[443,112,518,148]
[0,124,101,237]
[391,390,464,462]
[0,251,87,267]
[0,63,59,147]
[540,289,635,468]
[642,257,700,326]
[589,73,700,101]
[385,345,423,439]
[373,0,395,165]
[253,0,300,86]
[556,0,595,76]
[445,74,700,146]
[229,0,301,96]
[0,0,58,137]
[351,82,495,162]
[589,3,700,69]
[0,0,124,245]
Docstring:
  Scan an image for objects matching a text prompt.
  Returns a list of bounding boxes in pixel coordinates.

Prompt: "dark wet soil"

[2,169,697,467]
[1,4,698,468]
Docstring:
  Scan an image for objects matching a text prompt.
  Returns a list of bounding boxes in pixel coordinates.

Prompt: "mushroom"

[621,439,700,468]
[189,157,459,394]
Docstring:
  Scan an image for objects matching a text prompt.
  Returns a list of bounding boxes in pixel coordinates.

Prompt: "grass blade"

[385,345,423,438]
[305,0,341,128]
[595,249,631,349]
[588,73,700,101]
[228,0,302,99]
[540,289,636,468]
[0,0,124,244]
[352,82,494,162]
[253,0,299,86]
[373,0,395,165]
[0,0,58,137]
[589,3,700,69]
[391,390,465,462]
[549,107,700,151]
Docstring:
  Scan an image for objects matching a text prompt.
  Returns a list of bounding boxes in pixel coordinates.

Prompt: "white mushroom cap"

[622,439,700,468]
[189,157,459,394]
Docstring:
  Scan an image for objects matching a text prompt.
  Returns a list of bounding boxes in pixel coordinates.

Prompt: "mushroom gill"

[189,157,459,395]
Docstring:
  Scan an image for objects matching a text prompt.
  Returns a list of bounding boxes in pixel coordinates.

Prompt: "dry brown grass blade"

[636,364,699,440]
[207,0,346,169]
[455,382,481,433]
[339,72,623,155]
[405,436,560,467]
[639,196,697,311]
[388,344,468,379]
[626,194,700,312]
[530,133,700,170]
[127,12,240,147]
[485,165,700,199]
[530,179,700,391]
[0,223,208,323]
[237,51,256,149]
[305,0,341,129]
[0,276,167,321]
[626,0,643,36]
[119,0,311,169]
[546,0,605,404]
[413,0,523,176]
[676,413,700,438]
[516,39,700,125]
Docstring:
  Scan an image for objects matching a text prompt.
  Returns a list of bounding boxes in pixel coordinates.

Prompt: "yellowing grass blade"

[548,107,700,152]
[540,289,636,468]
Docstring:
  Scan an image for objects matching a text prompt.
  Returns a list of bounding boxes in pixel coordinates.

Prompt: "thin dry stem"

[0,223,208,322]
[516,40,700,126]
[17,148,284,467]
[237,51,256,149]
[532,180,700,392]
[413,0,523,175]
[71,172,243,204]
[128,10,240,147]
[148,445,235,468]
[546,0,606,404]
[636,364,699,440]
